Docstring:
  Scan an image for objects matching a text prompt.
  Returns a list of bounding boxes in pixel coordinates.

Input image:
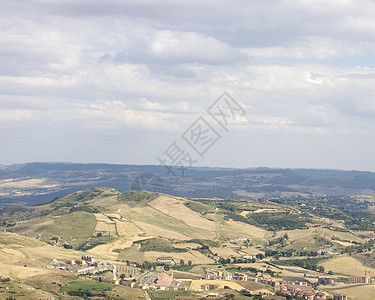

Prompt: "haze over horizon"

[1,1,375,172]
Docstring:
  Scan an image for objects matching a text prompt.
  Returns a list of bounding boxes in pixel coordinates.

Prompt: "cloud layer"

[1,0,375,171]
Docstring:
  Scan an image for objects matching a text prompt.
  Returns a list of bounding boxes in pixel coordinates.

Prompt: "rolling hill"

[1,188,375,299]
[1,188,374,260]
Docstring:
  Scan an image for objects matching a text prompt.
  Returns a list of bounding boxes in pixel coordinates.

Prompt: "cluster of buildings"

[276,281,327,300]
[274,280,346,300]
[51,256,354,299]
[56,255,111,275]
[203,269,332,299]
[317,276,334,286]
[204,268,233,280]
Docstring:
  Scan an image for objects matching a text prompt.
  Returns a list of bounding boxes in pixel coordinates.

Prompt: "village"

[48,254,368,299]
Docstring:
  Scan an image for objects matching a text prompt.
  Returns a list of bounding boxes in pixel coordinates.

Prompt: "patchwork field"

[115,219,144,238]
[94,213,117,235]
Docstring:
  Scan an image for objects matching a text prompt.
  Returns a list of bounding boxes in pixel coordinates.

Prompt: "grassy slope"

[8,211,97,247]
[322,255,375,277]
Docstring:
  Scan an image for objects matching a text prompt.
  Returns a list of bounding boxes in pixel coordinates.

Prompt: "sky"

[1,0,375,171]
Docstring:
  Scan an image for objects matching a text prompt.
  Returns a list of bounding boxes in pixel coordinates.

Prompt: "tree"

[318,265,325,273]
[120,274,125,279]
[180,259,185,266]
[188,260,192,266]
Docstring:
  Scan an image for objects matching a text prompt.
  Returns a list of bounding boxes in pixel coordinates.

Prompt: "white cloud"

[294,107,336,127]
[72,100,180,130]
[138,98,168,111]
[1,0,375,170]
[0,109,34,122]
[149,30,248,65]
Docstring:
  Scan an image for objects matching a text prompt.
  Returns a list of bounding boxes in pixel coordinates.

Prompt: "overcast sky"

[1,0,375,171]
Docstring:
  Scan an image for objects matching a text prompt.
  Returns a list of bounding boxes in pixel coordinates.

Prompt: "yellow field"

[190,279,245,291]
[322,255,375,277]
[324,284,375,300]
[94,213,117,235]
[94,221,117,235]
[219,220,268,240]
[148,196,217,231]
[210,246,240,258]
[133,221,189,240]
[115,220,144,238]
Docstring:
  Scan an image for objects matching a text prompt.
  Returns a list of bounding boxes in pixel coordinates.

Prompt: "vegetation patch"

[184,201,210,214]
[117,191,158,205]
[247,212,313,231]
[61,280,113,297]
[186,239,220,248]
[136,238,187,253]
[273,258,325,272]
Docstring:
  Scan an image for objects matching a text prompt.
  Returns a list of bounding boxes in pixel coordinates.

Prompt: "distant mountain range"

[1,162,375,206]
